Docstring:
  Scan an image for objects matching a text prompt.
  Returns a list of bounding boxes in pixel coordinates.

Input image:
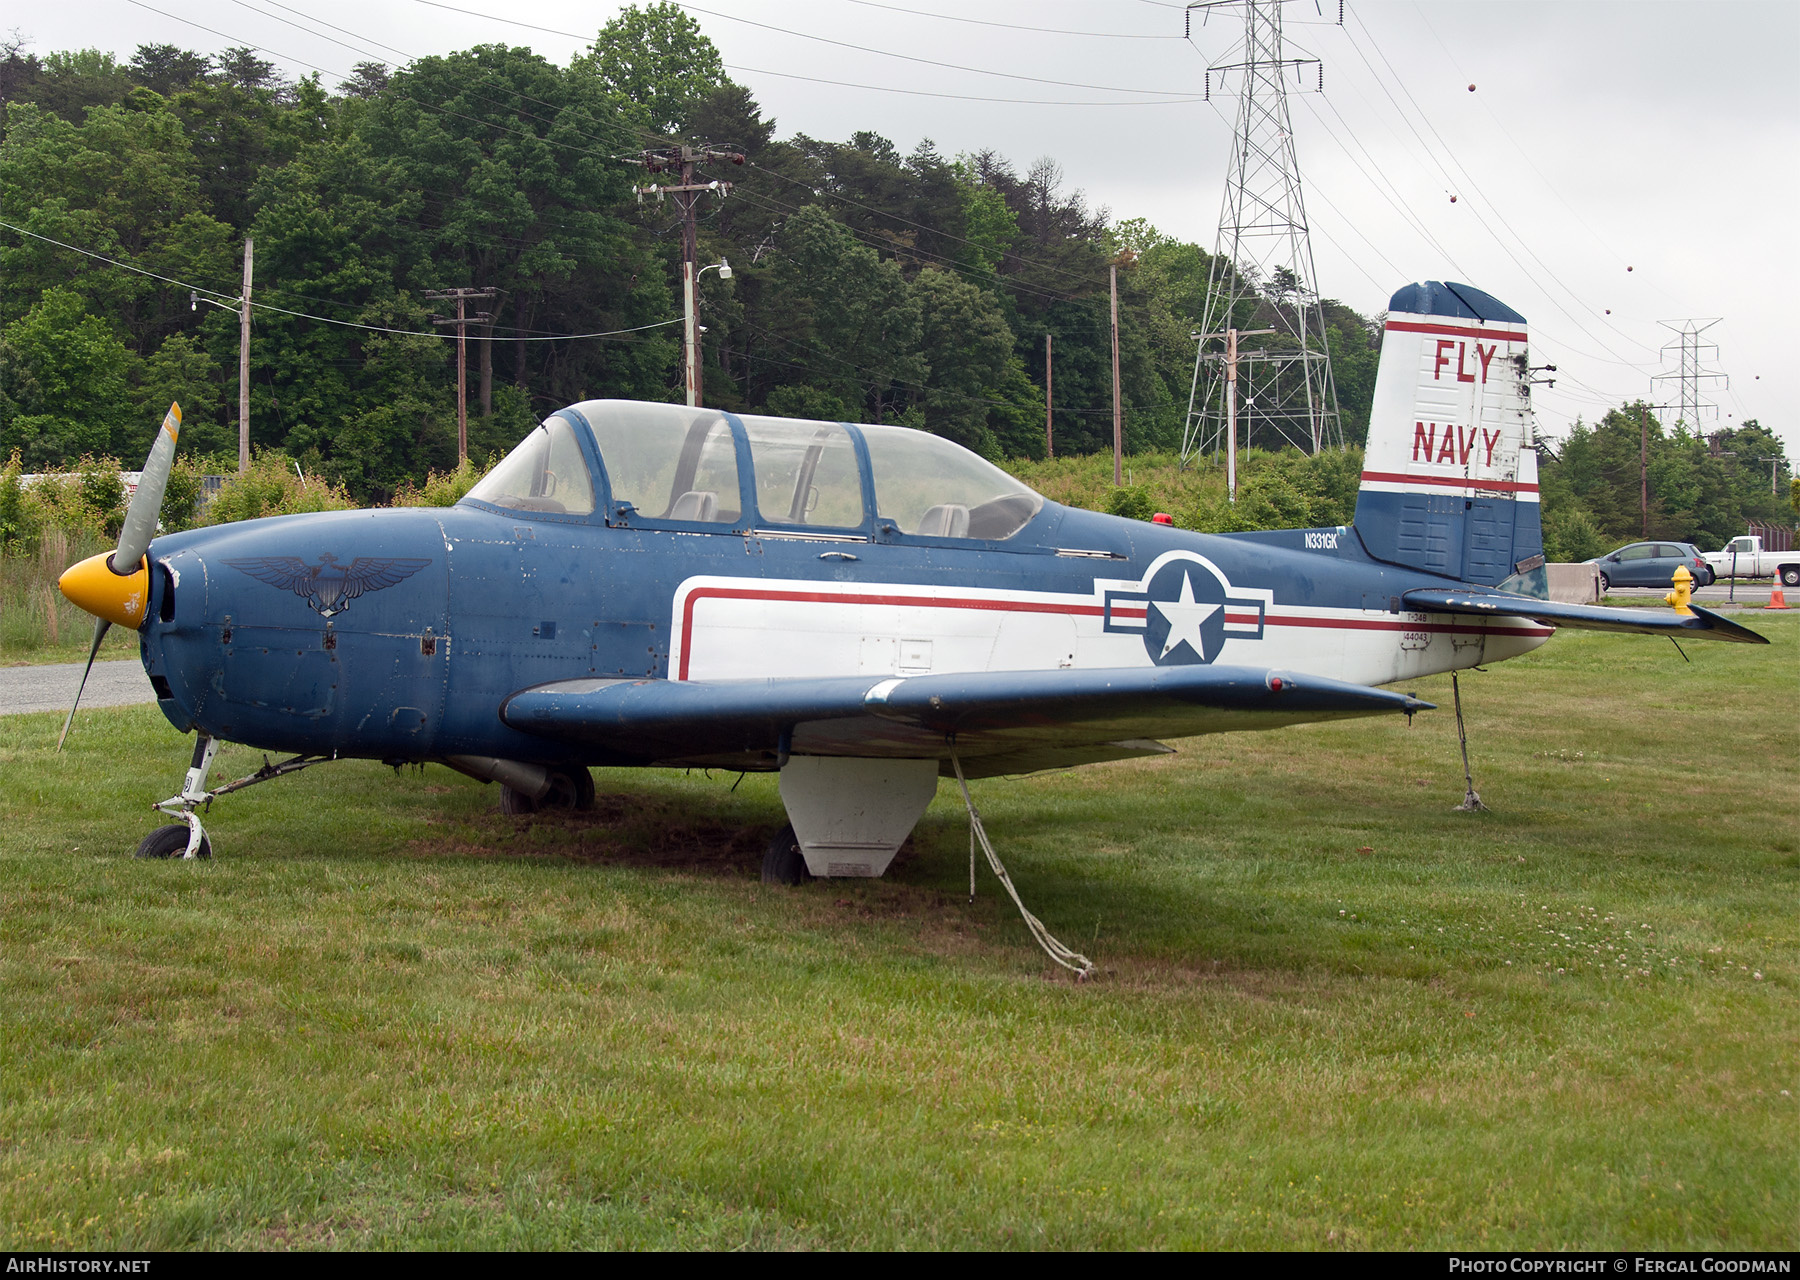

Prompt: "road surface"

[0,660,156,717]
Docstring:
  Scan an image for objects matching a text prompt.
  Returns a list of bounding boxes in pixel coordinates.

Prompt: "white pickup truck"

[1704,535,1800,586]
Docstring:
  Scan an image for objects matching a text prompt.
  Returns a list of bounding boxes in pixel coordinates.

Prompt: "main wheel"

[1782,566,1800,587]
[499,766,595,816]
[1597,572,1610,592]
[134,823,211,860]
[761,823,813,886]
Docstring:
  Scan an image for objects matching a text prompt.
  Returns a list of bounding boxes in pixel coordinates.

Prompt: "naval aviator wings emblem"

[224,553,431,618]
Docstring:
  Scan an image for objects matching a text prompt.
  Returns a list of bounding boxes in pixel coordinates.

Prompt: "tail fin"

[1354,281,1545,593]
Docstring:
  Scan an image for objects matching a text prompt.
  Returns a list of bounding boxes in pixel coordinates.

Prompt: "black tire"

[1597,572,1610,593]
[1782,566,1800,587]
[499,766,595,816]
[761,823,813,886]
[134,823,211,860]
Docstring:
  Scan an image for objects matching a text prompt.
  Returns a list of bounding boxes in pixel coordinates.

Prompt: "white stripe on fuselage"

[669,565,1551,687]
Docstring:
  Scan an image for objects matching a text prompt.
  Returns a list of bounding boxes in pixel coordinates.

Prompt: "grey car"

[1587,541,1715,590]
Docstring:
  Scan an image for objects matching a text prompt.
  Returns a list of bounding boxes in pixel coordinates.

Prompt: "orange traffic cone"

[1769,580,1789,610]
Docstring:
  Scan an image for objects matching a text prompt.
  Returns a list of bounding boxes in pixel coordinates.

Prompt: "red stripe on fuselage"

[675,585,1551,678]
[1385,319,1527,343]
[1359,469,1540,494]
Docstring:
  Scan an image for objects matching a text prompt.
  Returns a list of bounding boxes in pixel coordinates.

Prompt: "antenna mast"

[1182,0,1343,466]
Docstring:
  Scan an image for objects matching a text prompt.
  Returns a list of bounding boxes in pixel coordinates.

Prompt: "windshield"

[859,424,1042,539]
[464,416,595,516]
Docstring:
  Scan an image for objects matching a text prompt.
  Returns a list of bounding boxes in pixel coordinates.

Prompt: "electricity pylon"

[1652,318,1727,432]
[1182,0,1343,465]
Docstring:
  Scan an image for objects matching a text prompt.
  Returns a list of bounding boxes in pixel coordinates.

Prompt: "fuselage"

[138,496,1550,768]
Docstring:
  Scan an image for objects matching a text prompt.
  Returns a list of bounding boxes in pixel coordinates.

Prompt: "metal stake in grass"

[1451,672,1488,813]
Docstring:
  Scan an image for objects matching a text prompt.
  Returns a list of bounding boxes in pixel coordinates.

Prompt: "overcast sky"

[16,1,1800,456]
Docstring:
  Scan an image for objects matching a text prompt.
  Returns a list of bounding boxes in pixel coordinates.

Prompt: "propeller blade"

[113,402,182,573]
[57,616,111,752]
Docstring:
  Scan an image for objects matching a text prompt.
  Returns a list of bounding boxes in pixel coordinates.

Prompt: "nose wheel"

[140,735,335,860]
[136,824,212,860]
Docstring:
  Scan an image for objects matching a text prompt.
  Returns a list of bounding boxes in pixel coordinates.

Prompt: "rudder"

[1353,281,1545,593]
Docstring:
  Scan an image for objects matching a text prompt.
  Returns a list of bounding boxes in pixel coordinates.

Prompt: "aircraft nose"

[59,551,150,629]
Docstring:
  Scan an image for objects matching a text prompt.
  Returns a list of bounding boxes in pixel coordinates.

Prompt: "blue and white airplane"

[58,281,1764,877]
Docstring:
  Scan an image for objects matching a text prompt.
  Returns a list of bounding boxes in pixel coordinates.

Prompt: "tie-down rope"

[949,749,1095,979]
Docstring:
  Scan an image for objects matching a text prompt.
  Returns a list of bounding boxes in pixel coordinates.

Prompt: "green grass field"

[1,616,1795,1249]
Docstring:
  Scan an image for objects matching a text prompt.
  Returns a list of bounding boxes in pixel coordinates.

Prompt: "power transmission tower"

[1181,0,1343,467]
[1651,318,1728,432]
[425,288,497,465]
[626,144,744,407]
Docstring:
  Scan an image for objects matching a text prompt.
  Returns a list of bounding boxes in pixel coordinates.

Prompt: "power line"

[1337,11,1653,367]
[838,0,1183,40]
[412,0,1200,102]
[0,219,682,342]
[666,2,1198,97]
[199,0,1123,298]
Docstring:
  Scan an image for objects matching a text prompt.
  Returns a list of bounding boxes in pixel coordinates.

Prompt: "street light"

[685,259,732,407]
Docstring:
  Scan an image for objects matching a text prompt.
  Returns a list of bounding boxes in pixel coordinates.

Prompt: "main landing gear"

[497,766,594,816]
[137,734,335,860]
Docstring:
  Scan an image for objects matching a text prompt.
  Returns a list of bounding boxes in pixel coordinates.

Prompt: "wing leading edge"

[1402,589,1769,644]
[501,665,1434,778]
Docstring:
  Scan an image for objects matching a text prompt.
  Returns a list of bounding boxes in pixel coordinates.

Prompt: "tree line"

[0,5,1383,501]
[0,3,1786,553]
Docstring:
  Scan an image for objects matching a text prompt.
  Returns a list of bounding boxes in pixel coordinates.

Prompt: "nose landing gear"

[139,734,336,859]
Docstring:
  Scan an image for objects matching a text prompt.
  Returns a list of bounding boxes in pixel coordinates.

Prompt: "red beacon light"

[1151,512,1173,525]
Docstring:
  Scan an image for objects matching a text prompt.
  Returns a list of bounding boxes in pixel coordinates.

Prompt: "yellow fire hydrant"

[1665,563,1694,615]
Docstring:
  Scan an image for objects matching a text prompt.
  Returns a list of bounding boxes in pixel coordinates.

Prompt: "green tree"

[578,2,727,136]
[912,267,1027,456]
[134,333,226,455]
[766,206,922,421]
[128,45,209,95]
[0,287,137,465]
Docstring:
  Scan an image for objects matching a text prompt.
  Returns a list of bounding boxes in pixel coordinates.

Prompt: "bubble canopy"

[465,400,1044,541]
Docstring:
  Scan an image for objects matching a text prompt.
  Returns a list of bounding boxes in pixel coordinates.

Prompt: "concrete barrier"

[1546,563,1602,605]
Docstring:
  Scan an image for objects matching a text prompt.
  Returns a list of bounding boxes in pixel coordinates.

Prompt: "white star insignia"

[1153,571,1220,660]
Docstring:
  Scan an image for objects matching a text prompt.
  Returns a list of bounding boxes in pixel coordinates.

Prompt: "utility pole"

[1111,255,1133,486]
[1191,326,1275,502]
[237,236,253,474]
[1044,332,1053,458]
[425,288,498,465]
[1182,0,1343,466]
[627,144,744,407]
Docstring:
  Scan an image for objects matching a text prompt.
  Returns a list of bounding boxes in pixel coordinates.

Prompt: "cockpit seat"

[916,503,970,538]
[669,489,719,522]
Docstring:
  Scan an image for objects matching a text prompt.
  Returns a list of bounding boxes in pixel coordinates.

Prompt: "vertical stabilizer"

[1354,282,1545,592]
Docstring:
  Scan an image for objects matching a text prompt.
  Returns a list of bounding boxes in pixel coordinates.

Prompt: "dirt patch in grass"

[413,790,942,884]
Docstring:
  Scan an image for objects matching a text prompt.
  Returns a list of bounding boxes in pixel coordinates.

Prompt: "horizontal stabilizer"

[502,665,1435,774]
[1403,588,1769,645]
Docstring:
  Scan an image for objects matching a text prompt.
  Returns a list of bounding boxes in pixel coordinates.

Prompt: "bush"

[390,457,493,508]
[202,452,356,526]
[0,452,31,550]
[1104,484,1156,521]
[1542,506,1606,563]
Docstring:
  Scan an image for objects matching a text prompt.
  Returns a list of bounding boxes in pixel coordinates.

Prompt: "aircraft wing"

[1402,588,1769,644]
[501,666,1434,778]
